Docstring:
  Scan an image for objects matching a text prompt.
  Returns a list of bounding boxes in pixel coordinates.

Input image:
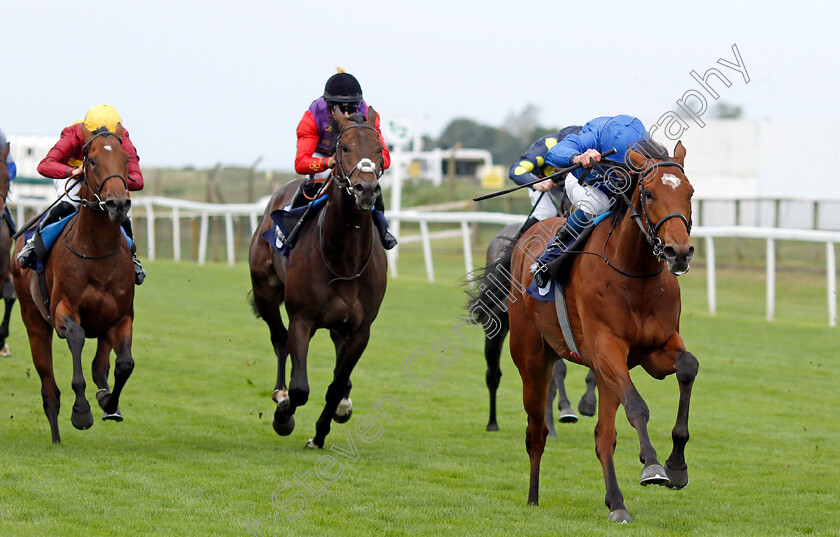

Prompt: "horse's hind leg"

[329,330,353,424]
[91,339,122,421]
[484,315,508,432]
[552,358,578,423]
[250,275,292,427]
[310,328,370,448]
[25,315,61,443]
[664,350,699,489]
[99,319,134,417]
[578,369,597,417]
[61,319,94,431]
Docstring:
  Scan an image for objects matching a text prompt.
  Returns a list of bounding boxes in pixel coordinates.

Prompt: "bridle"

[593,159,692,260]
[332,123,384,196]
[80,131,129,211]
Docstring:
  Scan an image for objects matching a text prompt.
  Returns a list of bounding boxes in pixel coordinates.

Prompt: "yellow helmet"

[83,104,122,133]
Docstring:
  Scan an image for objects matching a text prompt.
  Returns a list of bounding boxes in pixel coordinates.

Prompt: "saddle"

[263,180,329,258]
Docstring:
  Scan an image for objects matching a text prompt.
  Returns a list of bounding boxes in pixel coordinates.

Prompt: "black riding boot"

[373,195,397,250]
[121,218,145,285]
[529,219,579,288]
[16,201,76,269]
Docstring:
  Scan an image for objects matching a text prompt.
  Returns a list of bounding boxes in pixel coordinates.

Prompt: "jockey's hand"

[327,156,336,168]
[69,166,83,178]
[573,149,602,168]
[532,178,554,192]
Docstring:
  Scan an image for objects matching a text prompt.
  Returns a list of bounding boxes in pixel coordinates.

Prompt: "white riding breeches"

[528,189,559,221]
[54,177,83,209]
[564,176,611,217]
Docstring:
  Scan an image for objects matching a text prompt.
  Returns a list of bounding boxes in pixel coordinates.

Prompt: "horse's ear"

[673,141,686,165]
[80,123,94,142]
[626,149,648,171]
[366,106,377,127]
[115,123,125,138]
[331,105,347,128]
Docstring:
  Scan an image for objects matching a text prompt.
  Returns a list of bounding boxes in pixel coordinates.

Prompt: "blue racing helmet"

[600,115,647,163]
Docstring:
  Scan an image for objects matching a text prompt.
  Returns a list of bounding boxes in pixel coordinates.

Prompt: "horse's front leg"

[592,371,630,522]
[23,307,60,443]
[309,328,371,448]
[328,330,353,425]
[56,313,93,431]
[578,369,597,417]
[91,338,123,421]
[273,318,312,436]
[0,279,17,354]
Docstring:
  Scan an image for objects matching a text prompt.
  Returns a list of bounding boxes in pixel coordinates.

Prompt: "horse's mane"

[610,138,671,219]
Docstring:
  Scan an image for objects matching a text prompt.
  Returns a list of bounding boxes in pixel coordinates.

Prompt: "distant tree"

[710,101,743,119]
[503,104,541,143]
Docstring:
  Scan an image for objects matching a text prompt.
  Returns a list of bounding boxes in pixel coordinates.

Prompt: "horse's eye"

[341,145,349,152]
[644,190,653,200]
[89,158,97,167]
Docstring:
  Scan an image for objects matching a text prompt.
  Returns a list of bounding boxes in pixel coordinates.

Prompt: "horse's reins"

[316,122,382,283]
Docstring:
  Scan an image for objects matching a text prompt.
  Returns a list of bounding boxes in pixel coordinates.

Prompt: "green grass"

[0,245,839,536]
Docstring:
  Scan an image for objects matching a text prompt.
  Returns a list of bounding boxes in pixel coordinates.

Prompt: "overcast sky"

[3,0,837,172]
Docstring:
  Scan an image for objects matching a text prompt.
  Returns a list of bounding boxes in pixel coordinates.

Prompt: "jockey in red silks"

[294,70,397,250]
[17,104,146,284]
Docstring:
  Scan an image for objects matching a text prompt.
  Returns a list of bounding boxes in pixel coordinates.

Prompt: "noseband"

[333,124,384,196]
[81,131,129,211]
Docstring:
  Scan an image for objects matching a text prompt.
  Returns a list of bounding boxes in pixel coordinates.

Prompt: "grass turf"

[0,243,838,536]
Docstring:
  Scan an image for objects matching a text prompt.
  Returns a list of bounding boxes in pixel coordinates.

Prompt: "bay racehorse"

[0,142,16,356]
[503,142,698,522]
[469,220,596,434]
[249,107,387,448]
[12,125,136,444]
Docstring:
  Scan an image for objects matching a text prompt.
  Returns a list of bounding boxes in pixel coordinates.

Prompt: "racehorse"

[502,142,698,522]
[0,142,16,356]
[11,125,136,444]
[470,221,596,434]
[249,107,387,448]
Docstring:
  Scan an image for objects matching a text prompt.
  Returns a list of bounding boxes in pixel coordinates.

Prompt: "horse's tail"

[464,236,517,332]
[247,289,261,318]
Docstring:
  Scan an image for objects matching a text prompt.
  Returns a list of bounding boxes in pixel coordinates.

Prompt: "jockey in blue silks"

[0,128,16,179]
[529,115,649,288]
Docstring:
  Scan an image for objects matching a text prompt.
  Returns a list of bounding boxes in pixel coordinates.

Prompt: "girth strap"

[554,282,585,365]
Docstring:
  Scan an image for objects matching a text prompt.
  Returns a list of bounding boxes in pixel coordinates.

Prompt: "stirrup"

[17,238,36,269]
[381,230,398,250]
[133,257,145,285]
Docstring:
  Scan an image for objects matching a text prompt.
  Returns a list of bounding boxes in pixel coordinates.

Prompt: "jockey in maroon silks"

[293,71,397,249]
[17,105,146,284]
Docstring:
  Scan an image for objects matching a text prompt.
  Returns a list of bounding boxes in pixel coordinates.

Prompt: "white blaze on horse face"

[103,145,112,151]
[662,173,681,189]
[356,158,376,173]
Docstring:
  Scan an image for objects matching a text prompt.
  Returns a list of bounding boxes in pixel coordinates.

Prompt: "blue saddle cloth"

[24,211,134,274]
[526,211,611,302]
[262,194,328,257]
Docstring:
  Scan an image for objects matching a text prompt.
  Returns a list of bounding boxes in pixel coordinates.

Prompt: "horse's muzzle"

[105,198,131,224]
[353,182,381,211]
[663,244,694,276]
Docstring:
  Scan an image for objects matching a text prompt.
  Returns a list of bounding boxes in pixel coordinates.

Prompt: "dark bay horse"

[470,221,596,434]
[12,125,136,444]
[0,142,16,356]
[249,107,387,448]
[504,142,698,523]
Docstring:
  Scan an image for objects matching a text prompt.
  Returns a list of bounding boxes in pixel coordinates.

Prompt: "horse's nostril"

[374,184,381,196]
[663,246,677,259]
[354,184,364,193]
[124,199,131,210]
[687,246,695,259]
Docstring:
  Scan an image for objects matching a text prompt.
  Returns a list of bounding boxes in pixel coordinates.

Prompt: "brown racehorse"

[0,142,16,356]
[11,125,136,444]
[249,107,387,448]
[505,142,698,523]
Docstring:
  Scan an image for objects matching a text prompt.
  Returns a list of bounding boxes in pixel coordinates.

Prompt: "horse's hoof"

[578,395,596,417]
[304,439,323,449]
[333,397,353,423]
[71,407,94,430]
[641,464,670,486]
[665,463,689,489]
[273,414,295,436]
[557,406,578,423]
[486,422,499,432]
[102,407,123,422]
[608,509,632,523]
[0,344,10,357]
